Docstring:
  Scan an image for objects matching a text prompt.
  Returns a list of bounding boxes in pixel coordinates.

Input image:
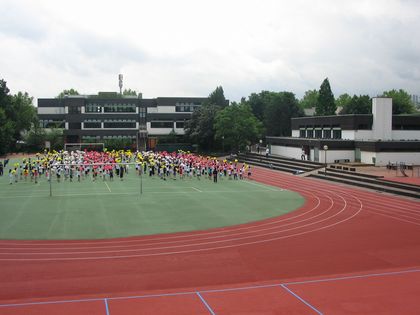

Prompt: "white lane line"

[104,182,112,193]
[191,187,202,192]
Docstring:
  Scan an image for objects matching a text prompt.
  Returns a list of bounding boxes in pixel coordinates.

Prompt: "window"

[103,103,136,113]
[307,129,314,138]
[68,106,81,114]
[299,129,306,138]
[315,129,322,138]
[332,129,342,139]
[85,104,102,113]
[176,121,185,128]
[40,120,65,128]
[84,120,101,128]
[68,122,81,129]
[150,121,173,128]
[323,129,331,139]
[103,119,136,128]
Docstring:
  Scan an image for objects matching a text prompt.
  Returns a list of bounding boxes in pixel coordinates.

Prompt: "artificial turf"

[0,160,304,240]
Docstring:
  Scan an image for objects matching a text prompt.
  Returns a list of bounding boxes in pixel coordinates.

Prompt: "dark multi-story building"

[37,93,208,150]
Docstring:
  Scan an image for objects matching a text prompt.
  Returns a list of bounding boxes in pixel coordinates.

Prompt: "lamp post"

[323,145,328,176]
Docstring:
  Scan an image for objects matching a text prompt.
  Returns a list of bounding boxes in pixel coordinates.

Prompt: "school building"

[37,93,208,150]
[266,97,420,166]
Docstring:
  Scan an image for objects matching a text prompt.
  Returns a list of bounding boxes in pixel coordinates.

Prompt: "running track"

[0,167,419,314]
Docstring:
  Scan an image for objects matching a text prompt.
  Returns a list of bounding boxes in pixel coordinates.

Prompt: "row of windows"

[175,105,199,112]
[150,121,186,128]
[85,103,137,113]
[39,120,65,128]
[300,129,342,139]
[82,135,136,141]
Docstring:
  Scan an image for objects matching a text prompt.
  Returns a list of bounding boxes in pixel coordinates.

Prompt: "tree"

[383,89,416,114]
[0,79,38,154]
[207,86,228,107]
[299,90,319,109]
[123,89,137,96]
[316,78,336,116]
[57,88,79,98]
[335,93,352,110]
[185,103,221,151]
[214,103,263,152]
[263,92,303,136]
[185,87,229,151]
[245,91,271,121]
[339,95,371,114]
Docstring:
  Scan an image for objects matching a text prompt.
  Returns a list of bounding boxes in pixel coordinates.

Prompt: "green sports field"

[0,160,304,240]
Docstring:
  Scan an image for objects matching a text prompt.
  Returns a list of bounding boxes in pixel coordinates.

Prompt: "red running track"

[0,166,419,313]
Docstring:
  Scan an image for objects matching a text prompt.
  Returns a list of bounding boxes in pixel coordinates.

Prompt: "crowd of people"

[3,150,252,185]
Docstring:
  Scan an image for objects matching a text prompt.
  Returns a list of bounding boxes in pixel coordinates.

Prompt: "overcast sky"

[1,0,419,104]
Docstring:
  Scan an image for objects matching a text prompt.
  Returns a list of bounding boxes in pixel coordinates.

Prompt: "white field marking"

[0,189,281,199]
[191,187,202,192]
[242,179,283,191]
[367,209,420,226]
[104,182,112,193]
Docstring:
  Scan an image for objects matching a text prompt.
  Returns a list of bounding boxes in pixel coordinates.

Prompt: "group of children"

[4,150,252,185]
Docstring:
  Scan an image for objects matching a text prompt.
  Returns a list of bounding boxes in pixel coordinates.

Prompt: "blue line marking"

[280,284,323,315]
[104,298,110,315]
[196,292,216,315]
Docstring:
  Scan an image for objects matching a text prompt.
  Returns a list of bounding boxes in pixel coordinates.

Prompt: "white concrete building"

[267,98,420,166]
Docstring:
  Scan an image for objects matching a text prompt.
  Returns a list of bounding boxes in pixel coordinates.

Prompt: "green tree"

[45,128,64,151]
[185,104,220,151]
[335,93,352,110]
[383,89,415,114]
[339,95,371,114]
[57,88,79,98]
[207,86,228,107]
[123,89,137,96]
[24,125,46,152]
[185,87,229,151]
[214,103,263,152]
[299,90,319,109]
[263,92,303,136]
[245,91,271,121]
[316,78,336,116]
[0,80,38,154]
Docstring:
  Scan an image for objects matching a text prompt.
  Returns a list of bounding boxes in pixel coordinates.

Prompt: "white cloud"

[1,0,419,104]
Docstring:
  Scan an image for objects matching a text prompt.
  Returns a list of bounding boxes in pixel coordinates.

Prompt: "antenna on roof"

[118,74,123,95]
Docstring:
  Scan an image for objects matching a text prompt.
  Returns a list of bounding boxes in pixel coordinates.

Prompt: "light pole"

[323,145,328,176]
[259,139,262,154]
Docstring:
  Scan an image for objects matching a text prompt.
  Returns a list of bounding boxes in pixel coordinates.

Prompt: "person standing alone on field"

[213,167,218,183]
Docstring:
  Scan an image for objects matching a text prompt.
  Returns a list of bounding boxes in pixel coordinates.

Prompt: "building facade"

[37,94,208,150]
[267,98,420,166]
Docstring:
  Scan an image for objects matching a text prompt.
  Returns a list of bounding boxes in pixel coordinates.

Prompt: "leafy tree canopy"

[207,86,228,107]
[263,92,304,136]
[316,78,336,116]
[299,90,319,109]
[335,93,352,110]
[0,79,38,154]
[339,95,371,114]
[57,88,79,98]
[382,89,416,114]
[214,103,263,152]
[123,88,137,96]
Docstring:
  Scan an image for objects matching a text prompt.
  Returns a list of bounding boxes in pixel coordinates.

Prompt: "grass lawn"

[0,159,304,240]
